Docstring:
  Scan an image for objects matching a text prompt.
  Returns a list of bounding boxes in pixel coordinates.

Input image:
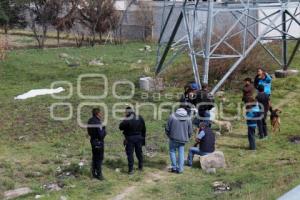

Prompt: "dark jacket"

[193,90,214,112]
[165,108,193,143]
[242,83,254,103]
[256,92,270,114]
[119,113,146,139]
[246,104,260,127]
[199,128,215,153]
[87,116,106,142]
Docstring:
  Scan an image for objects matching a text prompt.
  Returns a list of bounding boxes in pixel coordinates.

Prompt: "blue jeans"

[169,139,185,173]
[187,147,209,166]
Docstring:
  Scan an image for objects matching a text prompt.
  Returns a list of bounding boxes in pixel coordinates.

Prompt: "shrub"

[0,36,8,61]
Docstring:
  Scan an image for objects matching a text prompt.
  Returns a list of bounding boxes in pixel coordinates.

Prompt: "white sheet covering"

[14,87,65,100]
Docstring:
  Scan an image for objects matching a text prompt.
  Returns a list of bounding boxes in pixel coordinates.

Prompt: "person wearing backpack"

[87,108,107,180]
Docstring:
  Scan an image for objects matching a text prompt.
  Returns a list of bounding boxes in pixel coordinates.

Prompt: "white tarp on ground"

[14,87,65,100]
[278,185,300,200]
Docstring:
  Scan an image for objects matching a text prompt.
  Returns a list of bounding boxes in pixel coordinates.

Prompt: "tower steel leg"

[203,0,214,84]
[282,10,288,70]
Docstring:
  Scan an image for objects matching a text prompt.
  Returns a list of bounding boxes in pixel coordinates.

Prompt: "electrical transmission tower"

[155,0,300,94]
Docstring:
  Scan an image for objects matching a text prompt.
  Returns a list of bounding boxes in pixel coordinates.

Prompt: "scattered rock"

[89,59,104,66]
[65,60,80,67]
[56,166,62,173]
[145,145,157,158]
[61,154,67,158]
[289,136,300,144]
[205,168,216,174]
[139,45,152,52]
[275,158,297,166]
[25,171,42,178]
[43,183,62,191]
[4,187,33,200]
[60,196,67,200]
[200,151,226,171]
[35,195,43,199]
[63,160,71,166]
[215,91,225,98]
[78,160,85,168]
[137,59,142,64]
[115,168,120,173]
[18,136,26,140]
[212,181,231,194]
[59,53,70,59]
[221,97,228,103]
[215,131,221,136]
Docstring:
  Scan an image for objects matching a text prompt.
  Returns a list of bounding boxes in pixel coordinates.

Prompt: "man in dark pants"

[246,98,260,150]
[119,107,146,174]
[87,108,106,180]
[256,85,270,139]
[193,84,214,128]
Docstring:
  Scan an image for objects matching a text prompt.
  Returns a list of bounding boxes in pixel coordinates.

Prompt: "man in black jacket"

[256,85,270,139]
[87,108,106,180]
[119,107,146,174]
[193,84,214,127]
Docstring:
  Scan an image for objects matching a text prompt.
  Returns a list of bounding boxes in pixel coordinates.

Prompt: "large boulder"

[200,151,226,171]
[139,77,164,91]
[4,187,32,200]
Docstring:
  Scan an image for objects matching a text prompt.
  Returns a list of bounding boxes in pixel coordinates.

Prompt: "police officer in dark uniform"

[119,107,146,174]
[87,108,106,180]
[193,84,214,127]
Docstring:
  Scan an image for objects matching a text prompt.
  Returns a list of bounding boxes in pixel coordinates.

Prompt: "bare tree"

[134,2,153,41]
[0,35,8,60]
[52,0,78,45]
[24,0,63,48]
[77,0,119,46]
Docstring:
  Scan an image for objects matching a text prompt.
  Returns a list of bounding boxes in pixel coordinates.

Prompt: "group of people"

[85,67,273,180]
[87,107,146,180]
[243,68,273,150]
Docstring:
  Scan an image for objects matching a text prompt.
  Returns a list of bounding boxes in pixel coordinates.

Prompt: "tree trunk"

[4,24,8,34]
[99,33,102,44]
[57,30,60,46]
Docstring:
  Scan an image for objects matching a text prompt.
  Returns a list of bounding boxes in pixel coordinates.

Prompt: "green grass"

[1,42,300,199]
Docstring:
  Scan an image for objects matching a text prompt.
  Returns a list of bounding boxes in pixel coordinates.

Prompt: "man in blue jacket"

[254,68,272,96]
[246,98,260,150]
[87,108,106,180]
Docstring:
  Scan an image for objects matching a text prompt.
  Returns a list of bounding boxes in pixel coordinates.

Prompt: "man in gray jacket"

[165,107,193,173]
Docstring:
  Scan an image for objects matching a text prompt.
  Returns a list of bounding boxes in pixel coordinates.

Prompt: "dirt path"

[111,169,169,200]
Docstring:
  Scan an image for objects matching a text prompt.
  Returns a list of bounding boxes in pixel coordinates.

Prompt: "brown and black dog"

[269,107,281,133]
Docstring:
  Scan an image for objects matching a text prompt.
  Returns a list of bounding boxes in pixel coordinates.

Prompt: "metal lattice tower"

[155,0,300,94]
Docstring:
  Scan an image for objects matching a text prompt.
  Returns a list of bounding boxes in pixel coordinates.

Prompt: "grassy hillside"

[0,43,300,200]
